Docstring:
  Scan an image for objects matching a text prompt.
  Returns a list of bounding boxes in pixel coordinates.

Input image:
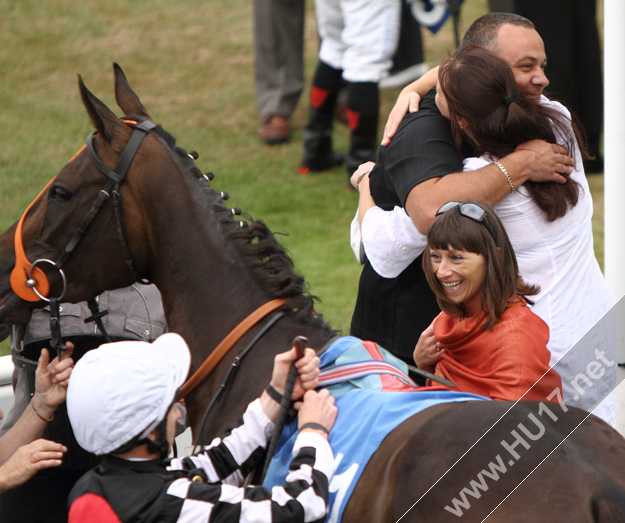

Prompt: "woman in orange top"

[413,201,562,402]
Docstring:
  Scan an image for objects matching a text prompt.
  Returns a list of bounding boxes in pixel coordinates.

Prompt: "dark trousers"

[390,0,425,73]
[0,469,85,523]
[253,0,305,118]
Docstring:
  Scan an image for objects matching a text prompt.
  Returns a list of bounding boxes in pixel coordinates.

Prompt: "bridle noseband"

[11,119,156,303]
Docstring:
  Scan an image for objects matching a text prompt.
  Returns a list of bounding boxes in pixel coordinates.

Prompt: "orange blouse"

[432,300,562,402]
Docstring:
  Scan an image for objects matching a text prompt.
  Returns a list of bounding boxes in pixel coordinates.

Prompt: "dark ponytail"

[440,45,587,221]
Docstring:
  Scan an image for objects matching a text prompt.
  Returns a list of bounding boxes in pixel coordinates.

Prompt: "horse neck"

[138,171,270,357]
[135,166,334,435]
[187,311,334,440]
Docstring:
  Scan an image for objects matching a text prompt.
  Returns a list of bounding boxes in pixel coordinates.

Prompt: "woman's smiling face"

[429,246,487,317]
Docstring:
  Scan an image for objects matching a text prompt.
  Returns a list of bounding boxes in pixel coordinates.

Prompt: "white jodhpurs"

[315,0,401,83]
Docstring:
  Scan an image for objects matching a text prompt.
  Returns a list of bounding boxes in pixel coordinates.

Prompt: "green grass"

[0,0,604,355]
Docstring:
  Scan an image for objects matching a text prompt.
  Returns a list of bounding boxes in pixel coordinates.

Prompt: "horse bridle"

[11,119,155,304]
[10,119,156,354]
[11,118,291,377]
[11,118,293,438]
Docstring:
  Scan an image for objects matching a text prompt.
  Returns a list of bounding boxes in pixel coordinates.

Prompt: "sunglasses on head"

[436,201,496,241]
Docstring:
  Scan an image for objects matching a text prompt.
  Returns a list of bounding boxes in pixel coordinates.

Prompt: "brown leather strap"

[178,298,288,399]
[12,144,90,302]
[11,177,55,302]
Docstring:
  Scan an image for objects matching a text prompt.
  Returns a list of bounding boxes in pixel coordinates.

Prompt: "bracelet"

[31,401,54,423]
[356,168,373,188]
[299,422,329,434]
[265,384,284,404]
[494,160,515,193]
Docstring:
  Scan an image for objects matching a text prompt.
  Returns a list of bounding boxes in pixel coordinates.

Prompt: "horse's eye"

[51,186,73,202]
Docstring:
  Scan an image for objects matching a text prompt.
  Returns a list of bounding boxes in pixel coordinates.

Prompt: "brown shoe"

[258,115,291,145]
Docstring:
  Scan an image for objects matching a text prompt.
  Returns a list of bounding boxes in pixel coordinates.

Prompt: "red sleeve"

[69,493,122,523]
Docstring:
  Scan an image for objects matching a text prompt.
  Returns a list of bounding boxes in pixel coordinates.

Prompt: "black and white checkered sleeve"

[169,398,273,486]
[166,431,334,523]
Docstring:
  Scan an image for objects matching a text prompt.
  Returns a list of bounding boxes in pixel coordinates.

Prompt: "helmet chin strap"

[145,437,170,460]
[145,417,171,460]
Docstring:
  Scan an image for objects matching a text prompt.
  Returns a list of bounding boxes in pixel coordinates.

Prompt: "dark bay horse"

[0,65,624,522]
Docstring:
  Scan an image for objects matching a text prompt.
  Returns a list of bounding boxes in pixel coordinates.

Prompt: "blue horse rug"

[262,336,489,522]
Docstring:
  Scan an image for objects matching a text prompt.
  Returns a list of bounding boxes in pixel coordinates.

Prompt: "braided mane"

[152,124,336,336]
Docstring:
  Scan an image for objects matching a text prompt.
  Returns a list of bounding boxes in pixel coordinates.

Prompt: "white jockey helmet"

[67,332,191,455]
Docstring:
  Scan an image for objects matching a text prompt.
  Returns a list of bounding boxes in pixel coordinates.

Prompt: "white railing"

[0,355,15,431]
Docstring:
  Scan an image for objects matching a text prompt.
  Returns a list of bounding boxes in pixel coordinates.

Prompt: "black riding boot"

[346,82,379,179]
[300,61,344,174]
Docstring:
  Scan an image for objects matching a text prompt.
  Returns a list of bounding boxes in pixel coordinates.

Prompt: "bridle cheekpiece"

[11,118,156,303]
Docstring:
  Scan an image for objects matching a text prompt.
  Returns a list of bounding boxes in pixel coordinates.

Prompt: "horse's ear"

[113,63,152,121]
[78,75,124,143]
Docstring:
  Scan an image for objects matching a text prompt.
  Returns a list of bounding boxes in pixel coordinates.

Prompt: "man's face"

[494,24,549,103]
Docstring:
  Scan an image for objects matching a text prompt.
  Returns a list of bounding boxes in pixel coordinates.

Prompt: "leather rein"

[179,297,288,400]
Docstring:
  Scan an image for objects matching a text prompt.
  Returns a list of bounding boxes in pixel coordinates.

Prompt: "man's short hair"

[462,13,535,51]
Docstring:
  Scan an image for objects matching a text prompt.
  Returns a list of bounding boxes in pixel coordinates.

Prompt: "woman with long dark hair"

[352,45,615,423]
[436,44,583,222]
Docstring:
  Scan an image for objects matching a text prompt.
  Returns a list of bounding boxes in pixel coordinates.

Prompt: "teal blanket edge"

[262,336,489,523]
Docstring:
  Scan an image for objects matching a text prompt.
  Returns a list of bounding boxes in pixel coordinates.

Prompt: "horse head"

[0,66,333,437]
[0,64,202,331]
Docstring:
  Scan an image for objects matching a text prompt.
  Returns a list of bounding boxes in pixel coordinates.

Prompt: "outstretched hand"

[269,346,320,401]
[33,343,75,418]
[0,439,66,493]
